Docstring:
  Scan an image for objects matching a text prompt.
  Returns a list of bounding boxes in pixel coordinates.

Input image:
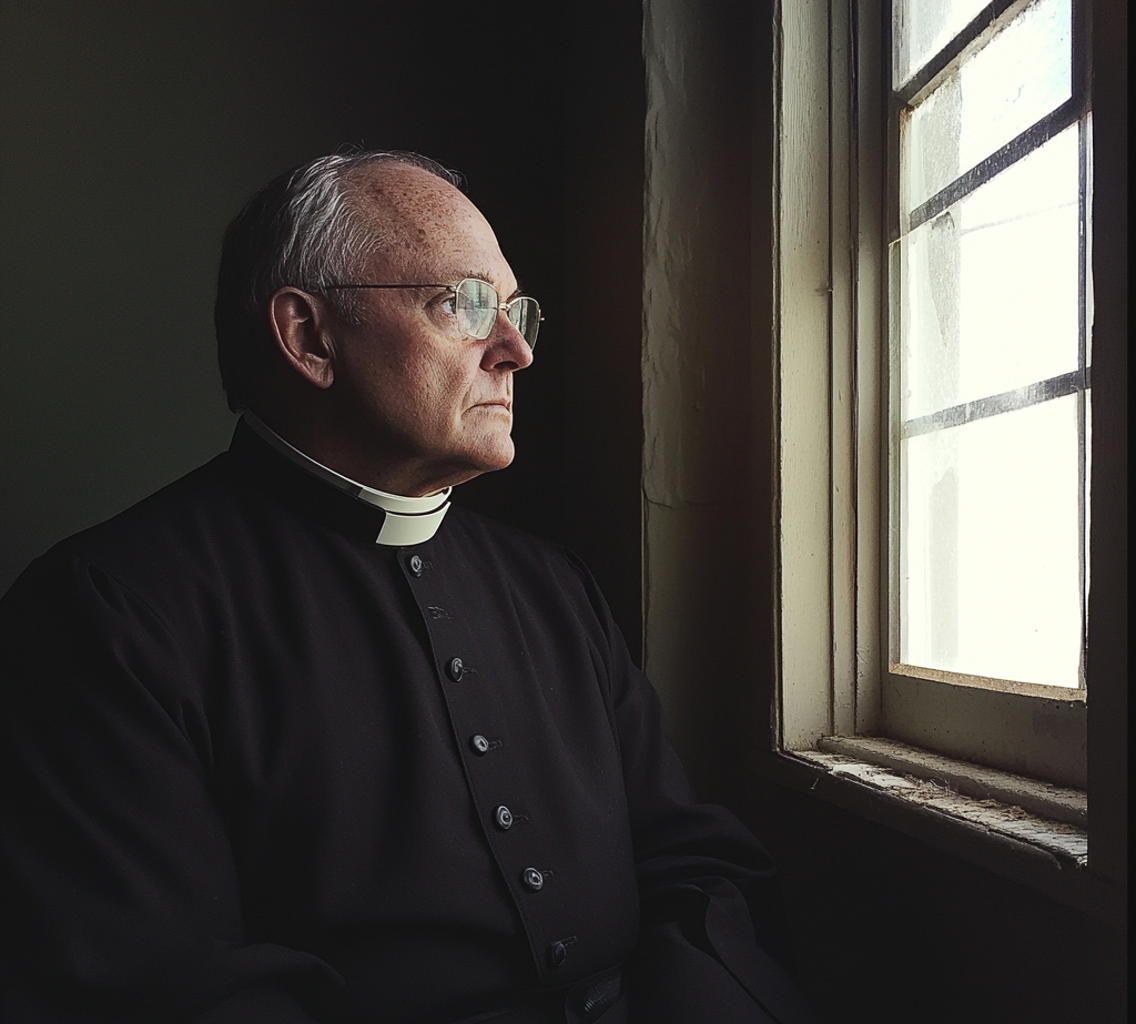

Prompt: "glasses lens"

[507,297,541,349]
[455,279,497,340]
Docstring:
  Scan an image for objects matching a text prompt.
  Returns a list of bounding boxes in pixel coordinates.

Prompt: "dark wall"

[0,0,645,658]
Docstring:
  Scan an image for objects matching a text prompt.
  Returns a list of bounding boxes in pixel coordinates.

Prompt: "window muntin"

[893,0,990,86]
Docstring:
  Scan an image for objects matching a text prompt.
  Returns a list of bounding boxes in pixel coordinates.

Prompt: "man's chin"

[479,443,516,474]
[474,437,517,473]
[442,441,515,488]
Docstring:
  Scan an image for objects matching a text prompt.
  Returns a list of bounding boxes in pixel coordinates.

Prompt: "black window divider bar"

[901,367,1092,439]
[894,0,1022,105]
[905,95,1087,233]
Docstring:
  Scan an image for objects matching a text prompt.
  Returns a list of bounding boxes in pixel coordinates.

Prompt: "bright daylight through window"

[892,0,1090,692]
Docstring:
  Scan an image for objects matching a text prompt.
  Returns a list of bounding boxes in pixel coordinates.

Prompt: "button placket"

[403,539,577,980]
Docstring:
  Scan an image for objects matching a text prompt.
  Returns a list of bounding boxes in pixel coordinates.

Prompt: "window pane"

[901,394,1084,688]
[902,0,1072,212]
[900,122,1080,422]
[893,0,989,88]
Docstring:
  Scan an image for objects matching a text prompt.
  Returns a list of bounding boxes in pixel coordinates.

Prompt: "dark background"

[0,2,1125,1021]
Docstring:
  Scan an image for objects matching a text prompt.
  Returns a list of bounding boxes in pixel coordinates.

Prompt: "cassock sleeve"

[562,552,821,1024]
[0,554,340,1023]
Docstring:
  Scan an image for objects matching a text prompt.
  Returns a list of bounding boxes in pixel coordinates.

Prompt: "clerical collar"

[242,412,451,547]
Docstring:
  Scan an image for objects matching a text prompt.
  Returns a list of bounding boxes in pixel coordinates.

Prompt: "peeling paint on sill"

[792,749,1089,866]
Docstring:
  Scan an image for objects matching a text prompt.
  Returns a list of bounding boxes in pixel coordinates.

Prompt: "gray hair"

[214,150,463,412]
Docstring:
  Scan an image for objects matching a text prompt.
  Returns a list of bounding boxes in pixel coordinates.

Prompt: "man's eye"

[440,295,457,315]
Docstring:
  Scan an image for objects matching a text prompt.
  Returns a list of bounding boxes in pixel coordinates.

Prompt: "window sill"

[758,743,1121,925]
[815,735,1087,830]
[799,737,1086,863]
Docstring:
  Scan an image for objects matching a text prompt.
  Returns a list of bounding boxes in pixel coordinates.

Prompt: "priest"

[0,151,817,1024]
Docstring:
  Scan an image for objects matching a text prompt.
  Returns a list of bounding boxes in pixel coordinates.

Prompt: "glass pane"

[901,394,1084,687]
[902,0,1072,212]
[893,0,989,88]
[900,122,1080,422]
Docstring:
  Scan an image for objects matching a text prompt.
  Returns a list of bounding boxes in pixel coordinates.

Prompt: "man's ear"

[268,288,337,390]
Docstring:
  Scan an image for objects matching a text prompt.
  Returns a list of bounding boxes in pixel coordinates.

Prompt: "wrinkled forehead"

[350,163,513,286]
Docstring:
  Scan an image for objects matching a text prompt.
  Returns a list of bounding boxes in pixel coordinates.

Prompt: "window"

[774,0,1096,796]
[885,0,1091,784]
[640,0,1123,917]
[894,0,1090,691]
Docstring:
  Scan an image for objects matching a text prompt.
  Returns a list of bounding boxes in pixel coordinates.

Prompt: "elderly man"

[1,152,815,1023]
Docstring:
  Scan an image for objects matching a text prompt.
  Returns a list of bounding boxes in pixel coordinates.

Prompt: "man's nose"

[483,313,535,370]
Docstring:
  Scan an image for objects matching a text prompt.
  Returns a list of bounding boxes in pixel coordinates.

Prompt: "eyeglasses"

[323,278,542,350]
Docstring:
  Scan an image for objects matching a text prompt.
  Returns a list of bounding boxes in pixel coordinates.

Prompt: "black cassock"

[1,421,817,1024]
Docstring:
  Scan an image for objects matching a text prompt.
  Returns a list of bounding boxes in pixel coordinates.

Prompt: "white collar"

[243,412,451,546]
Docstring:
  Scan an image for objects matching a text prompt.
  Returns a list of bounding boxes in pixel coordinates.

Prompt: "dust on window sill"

[789,736,1087,867]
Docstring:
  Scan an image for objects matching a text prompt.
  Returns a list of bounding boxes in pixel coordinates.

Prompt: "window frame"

[773,0,1093,793]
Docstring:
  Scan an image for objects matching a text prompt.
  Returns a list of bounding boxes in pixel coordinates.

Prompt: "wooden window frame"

[771,0,1126,875]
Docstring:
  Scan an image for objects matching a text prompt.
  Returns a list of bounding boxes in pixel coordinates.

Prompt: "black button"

[494,805,513,830]
[522,867,544,891]
[470,734,490,755]
[548,940,568,968]
[447,657,464,681]
[408,554,424,577]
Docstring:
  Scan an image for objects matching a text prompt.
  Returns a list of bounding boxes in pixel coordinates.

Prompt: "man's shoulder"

[445,505,587,575]
[441,506,607,615]
[5,451,242,602]
[77,451,233,540]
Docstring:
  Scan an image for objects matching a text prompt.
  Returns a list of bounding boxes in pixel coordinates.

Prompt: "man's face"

[326,165,533,496]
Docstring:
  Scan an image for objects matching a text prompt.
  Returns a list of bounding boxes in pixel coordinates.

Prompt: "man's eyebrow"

[460,270,525,301]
